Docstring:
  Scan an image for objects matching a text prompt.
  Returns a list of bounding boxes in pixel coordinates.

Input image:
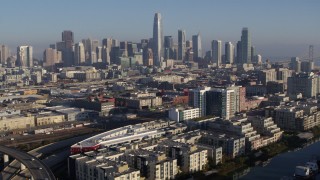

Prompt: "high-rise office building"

[16,46,33,67]
[287,72,318,98]
[178,29,186,60]
[56,42,65,51]
[251,46,255,63]
[91,40,99,64]
[43,48,59,67]
[164,36,174,60]
[110,46,120,64]
[290,57,301,73]
[0,45,10,64]
[225,42,234,64]
[96,46,102,62]
[153,13,163,66]
[49,44,56,49]
[101,46,110,65]
[140,39,149,50]
[192,33,202,60]
[128,43,138,57]
[186,40,192,49]
[102,38,113,49]
[120,41,128,51]
[236,41,242,64]
[189,86,211,117]
[62,30,74,49]
[301,61,314,73]
[241,28,251,64]
[211,40,222,66]
[74,42,85,65]
[61,30,74,67]
[112,39,119,47]
[82,38,100,64]
[146,48,154,66]
[206,88,236,120]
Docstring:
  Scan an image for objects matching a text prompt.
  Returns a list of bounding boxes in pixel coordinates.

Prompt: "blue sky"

[0,0,319,59]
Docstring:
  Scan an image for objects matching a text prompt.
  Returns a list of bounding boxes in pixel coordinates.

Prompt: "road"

[0,145,56,180]
[1,119,153,179]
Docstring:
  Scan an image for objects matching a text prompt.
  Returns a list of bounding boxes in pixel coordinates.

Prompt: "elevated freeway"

[0,145,55,180]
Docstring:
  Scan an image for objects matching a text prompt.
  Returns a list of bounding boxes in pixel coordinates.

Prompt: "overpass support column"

[3,154,9,166]
[20,163,26,170]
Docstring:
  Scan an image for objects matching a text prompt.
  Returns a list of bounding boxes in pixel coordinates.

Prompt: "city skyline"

[0,0,319,59]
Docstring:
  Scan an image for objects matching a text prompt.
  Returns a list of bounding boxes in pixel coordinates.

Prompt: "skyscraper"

[164,36,173,60]
[288,72,317,98]
[82,38,100,64]
[101,46,110,65]
[192,33,202,60]
[206,88,236,120]
[186,40,192,49]
[251,46,255,63]
[290,57,301,73]
[153,13,163,66]
[61,30,74,67]
[74,42,85,65]
[178,29,186,60]
[16,46,33,67]
[211,40,222,66]
[236,41,242,64]
[241,27,251,64]
[225,42,234,64]
[189,86,211,117]
[0,45,10,64]
[102,38,113,49]
[43,48,58,67]
[62,30,74,49]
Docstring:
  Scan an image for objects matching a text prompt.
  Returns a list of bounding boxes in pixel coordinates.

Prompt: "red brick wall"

[172,96,189,105]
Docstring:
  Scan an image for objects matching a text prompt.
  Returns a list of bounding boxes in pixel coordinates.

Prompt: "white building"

[189,86,211,117]
[168,107,200,122]
[225,42,234,64]
[17,46,33,67]
[74,42,86,65]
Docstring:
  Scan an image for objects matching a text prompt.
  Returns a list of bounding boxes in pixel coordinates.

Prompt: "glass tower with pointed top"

[153,13,163,66]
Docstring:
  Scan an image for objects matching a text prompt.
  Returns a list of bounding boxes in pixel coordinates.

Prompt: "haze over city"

[0,0,319,59]
[2,1,320,180]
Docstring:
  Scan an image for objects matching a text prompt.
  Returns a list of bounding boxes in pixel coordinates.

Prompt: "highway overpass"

[0,145,55,180]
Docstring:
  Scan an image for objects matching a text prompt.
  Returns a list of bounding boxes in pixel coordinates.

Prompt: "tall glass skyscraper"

[211,40,222,66]
[225,42,234,64]
[153,13,163,66]
[192,33,202,60]
[178,29,186,60]
[241,27,251,64]
[164,36,173,60]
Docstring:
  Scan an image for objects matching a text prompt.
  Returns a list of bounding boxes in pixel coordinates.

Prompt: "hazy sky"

[0,0,319,59]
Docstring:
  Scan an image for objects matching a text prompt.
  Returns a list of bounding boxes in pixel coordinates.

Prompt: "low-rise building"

[248,116,283,144]
[155,141,208,173]
[0,114,35,132]
[168,107,200,122]
[122,150,178,180]
[70,154,140,180]
[35,112,65,126]
[199,131,245,158]
[45,106,99,121]
[265,102,320,131]
[115,95,162,110]
[207,117,262,151]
